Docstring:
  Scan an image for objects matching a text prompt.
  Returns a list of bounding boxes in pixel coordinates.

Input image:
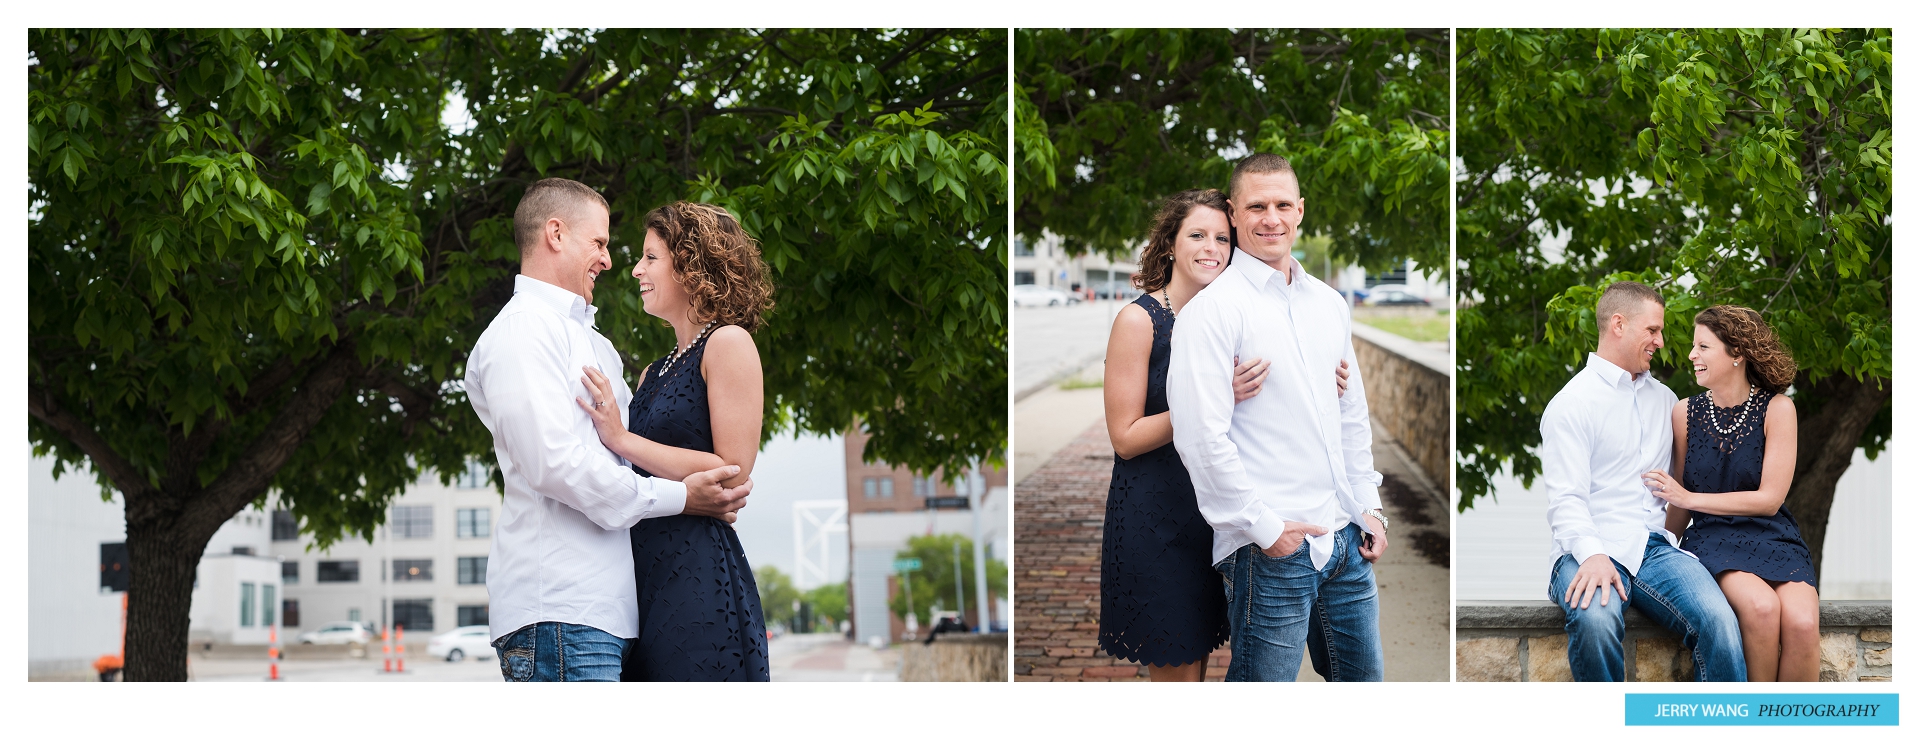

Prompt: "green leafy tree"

[1456,29,1892,579]
[887,533,1005,626]
[803,581,849,630]
[29,28,1005,680]
[754,565,803,627]
[1016,28,1450,274]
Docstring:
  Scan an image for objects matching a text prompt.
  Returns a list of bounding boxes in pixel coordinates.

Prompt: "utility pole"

[952,539,965,623]
[970,460,991,632]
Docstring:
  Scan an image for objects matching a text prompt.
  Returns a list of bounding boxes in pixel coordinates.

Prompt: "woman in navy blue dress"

[1097,189,1347,680]
[578,201,774,681]
[1644,305,1814,681]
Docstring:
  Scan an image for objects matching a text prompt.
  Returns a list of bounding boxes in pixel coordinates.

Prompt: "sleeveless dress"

[620,329,772,681]
[1678,391,1817,587]
[1098,294,1231,667]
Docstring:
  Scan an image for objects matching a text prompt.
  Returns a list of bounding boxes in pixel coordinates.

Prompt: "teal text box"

[1625,694,1897,726]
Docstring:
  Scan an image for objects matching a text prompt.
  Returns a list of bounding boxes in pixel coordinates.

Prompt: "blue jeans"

[1215,522,1384,682]
[1549,534,1746,682]
[492,622,633,682]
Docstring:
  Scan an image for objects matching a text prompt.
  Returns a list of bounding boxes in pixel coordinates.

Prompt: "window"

[1014,270,1035,285]
[317,560,360,583]
[347,607,361,624]
[230,545,254,556]
[457,556,487,585]
[455,459,490,489]
[271,510,299,541]
[393,559,433,582]
[1014,237,1034,257]
[281,561,298,584]
[391,505,433,539]
[913,475,932,498]
[879,478,893,498]
[457,605,490,628]
[262,584,275,627]
[392,599,433,632]
[864,477,893,498]
[239,583,256,627]
[457,508,491,539]
[282,599,300,628]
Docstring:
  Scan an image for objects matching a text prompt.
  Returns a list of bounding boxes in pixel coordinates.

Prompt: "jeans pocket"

[500,646,535,681]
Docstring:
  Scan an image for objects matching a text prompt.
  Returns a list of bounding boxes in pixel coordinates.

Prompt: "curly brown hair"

[1693,304,1796,393]
[1133,189,1230,294]
[642,201,775,333]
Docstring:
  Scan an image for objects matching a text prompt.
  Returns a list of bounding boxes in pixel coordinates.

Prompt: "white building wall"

[272,468,501,644]
[27,453,127,678]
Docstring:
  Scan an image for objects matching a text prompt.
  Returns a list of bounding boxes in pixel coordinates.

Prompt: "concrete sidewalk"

[1013,376,1450,681]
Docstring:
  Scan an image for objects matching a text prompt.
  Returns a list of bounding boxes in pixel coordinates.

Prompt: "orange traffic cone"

[382,626,393,672]
[396,625,406,672]
[267,625,281,681]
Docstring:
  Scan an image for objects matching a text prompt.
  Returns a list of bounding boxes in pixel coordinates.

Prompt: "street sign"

[892,558,922,573]
[925,496,970,510]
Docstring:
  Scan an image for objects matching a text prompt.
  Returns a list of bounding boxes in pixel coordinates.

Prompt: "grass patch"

[1058,375,1104,390]
[1356,312,1450,343]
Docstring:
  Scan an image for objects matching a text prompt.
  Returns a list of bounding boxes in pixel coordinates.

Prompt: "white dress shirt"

[1169,250,1384,568]
[466,275,688,641]
[1540,352,1685,577]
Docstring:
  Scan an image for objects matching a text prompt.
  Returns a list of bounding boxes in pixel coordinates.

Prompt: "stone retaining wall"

[1456,600,1891,681]
[899,633,1008,681]
[1350,323,1450,492]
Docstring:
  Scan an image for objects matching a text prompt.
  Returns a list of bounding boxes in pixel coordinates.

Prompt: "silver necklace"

[1704,385,1758,436]
[659,321,715,376]
[1161,288,1176,318]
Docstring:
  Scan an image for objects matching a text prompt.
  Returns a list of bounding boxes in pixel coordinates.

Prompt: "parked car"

[1012,284,1080,307]
[1364,287,1431,306]
[426,625,496,662]
[297,621,373,645]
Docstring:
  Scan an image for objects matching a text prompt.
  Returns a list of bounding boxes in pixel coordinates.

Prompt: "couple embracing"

[1547,281,1818,682]
[465,178,775,681]
[1098,154,1391,682]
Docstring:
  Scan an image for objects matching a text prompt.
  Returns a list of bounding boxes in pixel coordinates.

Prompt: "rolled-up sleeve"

[1541,397,1603,564]
[469,311,685,529]
[1336,332,1384,509]
[1169,298,1285,550]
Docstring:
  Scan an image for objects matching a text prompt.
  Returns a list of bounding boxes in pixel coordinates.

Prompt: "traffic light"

[100,542,129,592]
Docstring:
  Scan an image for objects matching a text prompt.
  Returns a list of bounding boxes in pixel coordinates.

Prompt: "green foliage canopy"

[1017,28,1450,274]
[1456,30,1893,530]
[887,533,1006,625]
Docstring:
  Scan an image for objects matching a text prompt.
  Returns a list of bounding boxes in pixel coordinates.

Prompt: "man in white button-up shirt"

[1168,154,1388,682]
[1540,280,1744,681]
[465,178,750,682]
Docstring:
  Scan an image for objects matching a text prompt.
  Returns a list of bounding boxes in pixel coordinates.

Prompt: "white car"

[297,621,372,645]
[1012,284,1079,307]
[427,625,496,662]
[1364,287,1431,306]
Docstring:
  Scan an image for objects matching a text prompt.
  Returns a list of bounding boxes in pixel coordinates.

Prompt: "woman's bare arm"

[1104,304,1170,460]
[1672,396,1797,516]
[700,325,762,489]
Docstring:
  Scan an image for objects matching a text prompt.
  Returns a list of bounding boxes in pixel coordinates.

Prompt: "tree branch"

[28,384,157,499]
[193,340,362,518]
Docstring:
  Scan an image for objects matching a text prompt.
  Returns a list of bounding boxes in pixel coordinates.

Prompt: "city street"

[1012,301,1129,399]
[769,632,900,681]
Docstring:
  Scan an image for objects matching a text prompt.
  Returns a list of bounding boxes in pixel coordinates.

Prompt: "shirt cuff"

[1350,480,1382,511]
[644,476,688,519]
[1570,537,1608,566]
[1246,506,1288,552]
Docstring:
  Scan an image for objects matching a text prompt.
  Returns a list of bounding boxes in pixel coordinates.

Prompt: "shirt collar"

[1586,352,1649,389]
[514,274,597,325]
[1228,248,1306,290]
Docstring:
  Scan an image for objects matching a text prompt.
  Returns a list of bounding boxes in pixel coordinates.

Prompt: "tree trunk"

[122,512,221,682]
[1785,372,1891,584]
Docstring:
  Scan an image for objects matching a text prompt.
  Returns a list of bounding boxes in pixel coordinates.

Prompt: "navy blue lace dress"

[621,329,771,681]
[1678,391,1816,587]
[1098,294,1230,667]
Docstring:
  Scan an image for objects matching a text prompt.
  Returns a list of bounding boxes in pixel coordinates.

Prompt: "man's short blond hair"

[1229,153,1300,198]
[513,178,608,259]
[1596,280,1665,334]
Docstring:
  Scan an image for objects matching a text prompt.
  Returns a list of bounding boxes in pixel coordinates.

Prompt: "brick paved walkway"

[1013,417,1450,681]
[1013,420,1232,681]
